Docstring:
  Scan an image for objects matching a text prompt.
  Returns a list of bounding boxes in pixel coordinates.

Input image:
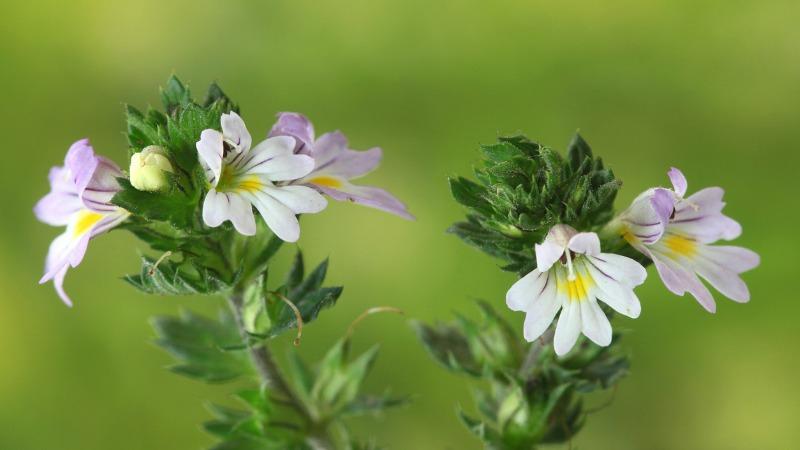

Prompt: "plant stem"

[518,327,555,378]
[226,292,339,449]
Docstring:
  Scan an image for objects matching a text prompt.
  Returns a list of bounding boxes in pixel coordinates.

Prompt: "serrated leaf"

[150,309,251,383]
[125,255,229,295]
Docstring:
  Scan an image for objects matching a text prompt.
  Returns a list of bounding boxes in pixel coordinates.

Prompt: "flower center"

[557,265,594,303]
[662,234,697,258]
[73,210,104,237]
[216,165,266,194]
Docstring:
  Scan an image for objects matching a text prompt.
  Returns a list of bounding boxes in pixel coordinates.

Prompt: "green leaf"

[111,178,198,229]
[124,255,229,296]
[150,309,251,383]
[411,320,481,376]
[161,75,192,115]
[285,251,305,291]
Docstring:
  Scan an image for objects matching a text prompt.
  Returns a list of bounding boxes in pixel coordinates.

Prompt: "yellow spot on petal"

[310,175,343,189]
[557,271,594,303]
[73,210,104,237]
[663,234,697,258]
[620,225,638,245]
[236,175,264,193]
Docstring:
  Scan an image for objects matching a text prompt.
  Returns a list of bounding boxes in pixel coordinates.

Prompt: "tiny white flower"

[196,112,327,242]
[506,224,647,356]
[130,145,174,192]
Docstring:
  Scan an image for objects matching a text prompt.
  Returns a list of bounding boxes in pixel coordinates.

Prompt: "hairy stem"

[226,292,338,449]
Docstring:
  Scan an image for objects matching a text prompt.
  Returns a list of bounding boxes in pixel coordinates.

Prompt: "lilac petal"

[622,189,672,244]
[568,232,601,256]
[699,245,760,273]
[312,182,413,220]
[694,255,750,303]
[668,167,688,197]
[65,139,100,195]
[221,111,252,152]
[678,187,726,216]
[34,167,82,226]
[308,131,348,171]
[647,247,717,313]
[81,157,123,212]
[669,214,742,243]
[311,132,382,179]
[268,112,315,155]
[52,266,72,307]
[651,188,675,225]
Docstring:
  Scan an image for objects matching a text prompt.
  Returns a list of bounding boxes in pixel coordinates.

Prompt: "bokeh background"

[2,1,797,449]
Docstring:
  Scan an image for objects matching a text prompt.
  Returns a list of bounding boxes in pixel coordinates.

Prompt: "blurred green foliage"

[2,0,797,449]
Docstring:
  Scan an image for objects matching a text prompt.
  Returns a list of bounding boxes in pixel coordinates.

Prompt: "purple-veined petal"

[669,214,742,243]
[259,185,327,214]
[197,129,224,187]
[647,246,717,313]
[202,190,257,235]
[554,300,581,356]
[522,273,560,342]
[248,154,315,182]
[309,177,413,220]
[307,131,347,170]
[506,269,546,312]
[535,228,573,272]
[668,167,687,197]
[621,188,673,244]
[245,190,302,242]
[587,253,647,288]
[693,255,750,303]
[221,111,252,153]
[311,131,382,179]
[583,257,643,318]
[238,136,298,173]
[80,156,123,212]
[268,112,315,154]
[568,232,601,256]
[698,245,760,273]
[580,300,612,347]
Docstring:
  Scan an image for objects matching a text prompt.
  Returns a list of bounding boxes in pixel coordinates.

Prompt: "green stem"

[226,291,340,449]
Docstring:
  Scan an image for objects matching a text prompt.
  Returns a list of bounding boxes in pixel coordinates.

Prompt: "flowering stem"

[226,292,338,449]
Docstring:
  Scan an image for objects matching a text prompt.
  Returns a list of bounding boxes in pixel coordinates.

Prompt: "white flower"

[506,224,647,356]
[196,112,327,242]
[130,145,174,192]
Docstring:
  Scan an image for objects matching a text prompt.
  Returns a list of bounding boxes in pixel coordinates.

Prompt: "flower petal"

[247,154,315,181]
[568,232,601,256]
[246,191,302,242]
[668,167,687,197]
[692,245,759,303]
[580,300,612,347]
[238,136,298,173]
[34,167,82,226]
[221,111,252,152]
[268,112,315,154]
[584,257,643,318]
[587,253,647,288]
[554,300,581,356]
[535,240,564,272]
[312,132,382,179]
[648,246,717,313]
[202,189,256,235]
[197,129,224,187]
[522,275,560,341]
[622,188,673,244]
[506,269,546,312]
[311,180,413,219]
[259,185,327,214]
[80,156,123,212]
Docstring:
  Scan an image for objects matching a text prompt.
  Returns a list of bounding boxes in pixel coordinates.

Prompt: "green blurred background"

[2,0,797,448]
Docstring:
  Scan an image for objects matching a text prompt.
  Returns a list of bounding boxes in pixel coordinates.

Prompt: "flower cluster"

[507,167,759,355]
[34,87,410,305]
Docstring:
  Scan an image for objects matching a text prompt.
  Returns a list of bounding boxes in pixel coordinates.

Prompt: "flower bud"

[130,145,174,192]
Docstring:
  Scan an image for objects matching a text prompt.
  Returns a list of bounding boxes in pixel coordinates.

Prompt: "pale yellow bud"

[129,145,174,192]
